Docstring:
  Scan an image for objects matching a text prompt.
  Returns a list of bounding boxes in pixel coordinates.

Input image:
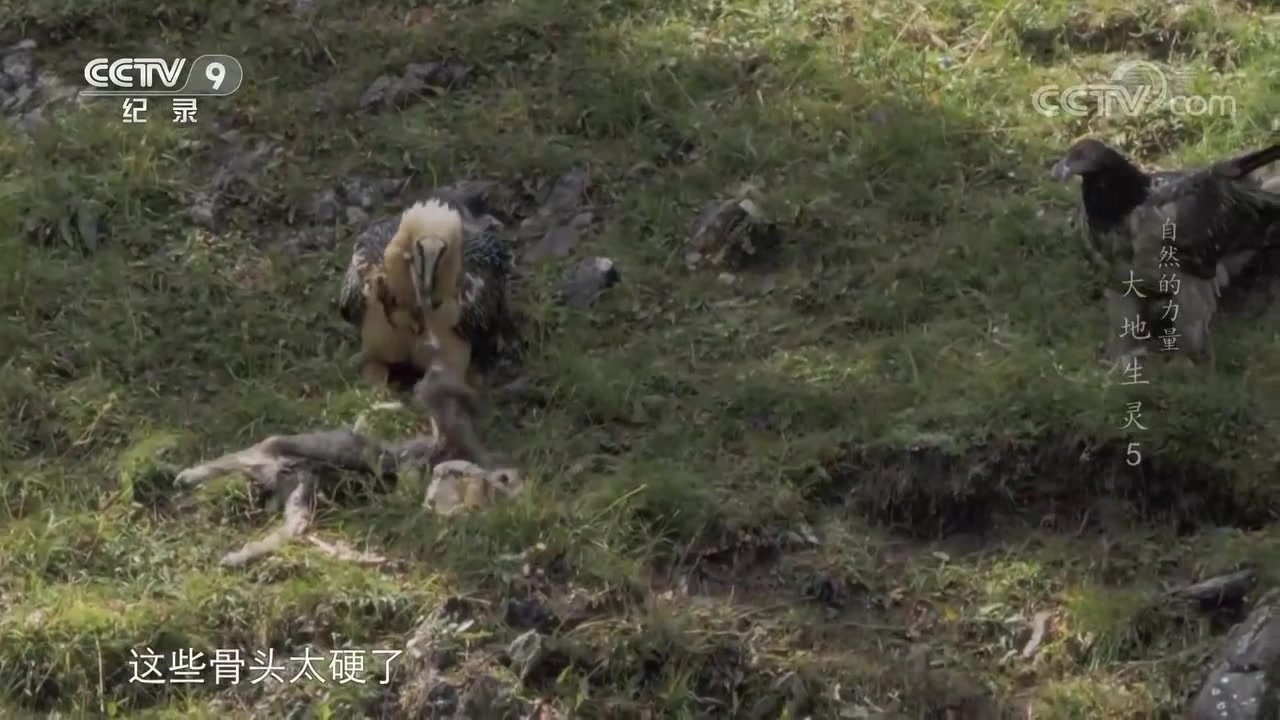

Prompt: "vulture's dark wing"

[337,217,399,327]
[456,226,518,373]
[338,248,373,326]
[1141,144,1280,280]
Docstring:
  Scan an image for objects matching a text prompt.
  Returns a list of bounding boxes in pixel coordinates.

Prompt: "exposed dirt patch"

[813,436,1271,537]
[1016,14,1235,67]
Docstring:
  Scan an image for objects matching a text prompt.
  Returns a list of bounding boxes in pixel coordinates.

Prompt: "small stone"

[360,61,471,111]
[189,192,218,228]
[540,166,591,217]
[2,39,36,54]
[2,52,35,87]
[560,256,620,308]
[345,206,369,225]
[506,630,573,684]
[527,223,579,260]
[359,75,399,109]
[1185,589,1280,719]
[307,189,340,223]
[340,179,377,210]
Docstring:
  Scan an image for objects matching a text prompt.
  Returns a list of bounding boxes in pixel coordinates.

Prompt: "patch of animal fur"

[173,360,495,567]
[424,461,523,516]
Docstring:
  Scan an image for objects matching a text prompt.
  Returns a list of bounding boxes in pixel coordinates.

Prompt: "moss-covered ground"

[1,0,1278,716]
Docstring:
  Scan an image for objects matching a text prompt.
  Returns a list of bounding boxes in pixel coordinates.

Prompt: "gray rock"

[4,83,33,112]
[527,210,596,261]
[26,199,105,252]
[307,189,341,223]
[359,61,471,111]
[35,71,77,105]
[1,40,78,131]
[359,76,399,109]
[1,50,35,90]
[1,39,36,55]
[540,166,591,218]
[1176,570,1257,610]
[506,629,572,684]
[279,227,335,254]
[339,178,378,210]
[528,221,580,261]
[189,191,218,228]
[561,256,620,308]
[1186,589,1280,720]
[518,166,592,243]
[185,138,284,227]
[345,206,369,226]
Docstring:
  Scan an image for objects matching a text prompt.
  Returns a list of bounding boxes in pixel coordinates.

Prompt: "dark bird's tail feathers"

[1145,142,1280,209]
[1212,142,1280,180]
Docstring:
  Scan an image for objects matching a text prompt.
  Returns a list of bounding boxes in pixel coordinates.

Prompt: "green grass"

[2,0,1278,715]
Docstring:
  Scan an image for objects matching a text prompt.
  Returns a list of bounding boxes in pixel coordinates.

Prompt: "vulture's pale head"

[407,236,448,314]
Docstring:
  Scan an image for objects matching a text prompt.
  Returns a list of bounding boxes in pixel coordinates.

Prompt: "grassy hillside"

[1,0,1278,716]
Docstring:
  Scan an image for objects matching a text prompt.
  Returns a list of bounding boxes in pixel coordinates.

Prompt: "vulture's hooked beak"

[423,325,442,352]
[409,237,445,314]
[1050,159,1075,182]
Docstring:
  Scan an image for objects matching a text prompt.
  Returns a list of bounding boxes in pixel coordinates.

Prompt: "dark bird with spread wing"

[338,196,519,392]
[1052,137,1280,367]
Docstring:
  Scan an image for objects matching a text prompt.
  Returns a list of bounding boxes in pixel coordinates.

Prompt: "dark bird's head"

[1051,138,1127,182]
[1052,138,1154,233]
